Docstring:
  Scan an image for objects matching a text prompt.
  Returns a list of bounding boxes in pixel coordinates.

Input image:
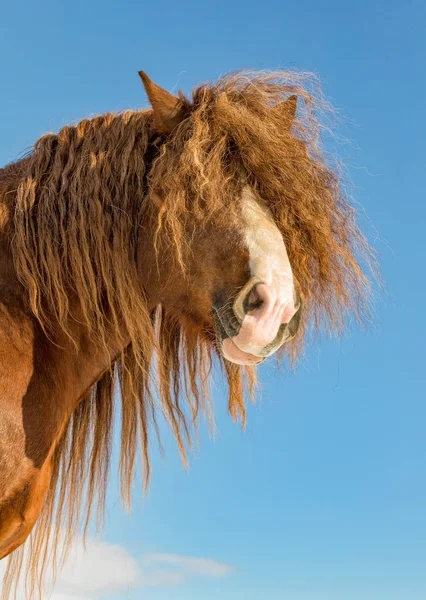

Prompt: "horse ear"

[273,94,297,128]
[138,70,188,134]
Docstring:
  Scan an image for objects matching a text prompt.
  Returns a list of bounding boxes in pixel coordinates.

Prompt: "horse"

[0,69,372,597]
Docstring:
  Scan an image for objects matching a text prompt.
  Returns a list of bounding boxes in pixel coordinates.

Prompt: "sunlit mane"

[2,70,375,598]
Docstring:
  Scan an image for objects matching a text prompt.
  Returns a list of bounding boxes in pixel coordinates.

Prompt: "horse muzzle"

[212,276,302,366]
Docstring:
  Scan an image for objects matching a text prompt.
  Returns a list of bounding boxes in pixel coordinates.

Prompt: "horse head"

[138,72,303,366]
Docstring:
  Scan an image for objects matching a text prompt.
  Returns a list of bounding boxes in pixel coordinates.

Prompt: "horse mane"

[2,70,374,598]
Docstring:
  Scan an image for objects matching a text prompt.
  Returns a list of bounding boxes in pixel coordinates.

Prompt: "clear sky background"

[1,1,425,599]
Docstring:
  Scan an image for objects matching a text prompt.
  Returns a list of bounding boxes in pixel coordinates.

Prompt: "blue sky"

[1,0,425,598]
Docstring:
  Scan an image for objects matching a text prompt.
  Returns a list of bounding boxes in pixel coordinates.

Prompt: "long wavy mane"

[2,70,374,597]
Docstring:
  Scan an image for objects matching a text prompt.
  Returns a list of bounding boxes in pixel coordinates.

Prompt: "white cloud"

[141,570,186,587]
[0,534,233,599]
[142,553,233,580]
[51,537,140,594]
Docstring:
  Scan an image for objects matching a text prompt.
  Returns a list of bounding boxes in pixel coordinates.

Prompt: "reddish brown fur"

[0,70,374,598]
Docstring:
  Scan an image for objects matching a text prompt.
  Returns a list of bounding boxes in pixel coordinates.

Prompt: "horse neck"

[0,160,137,562]
[0,165,130,464]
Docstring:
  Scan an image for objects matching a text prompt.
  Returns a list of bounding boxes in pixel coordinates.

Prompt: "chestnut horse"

[0,70,371,596]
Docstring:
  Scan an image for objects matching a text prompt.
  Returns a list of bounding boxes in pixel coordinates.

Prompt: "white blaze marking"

[241,186,294,305]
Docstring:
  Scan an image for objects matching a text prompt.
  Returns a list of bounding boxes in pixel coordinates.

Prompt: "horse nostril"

[244,285,264,314]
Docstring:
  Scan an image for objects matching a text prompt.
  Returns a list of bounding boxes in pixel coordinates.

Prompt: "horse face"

[193,186,302,366]
[139,72,302,365]
[213,186,302,365]
[139,183,302,366]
